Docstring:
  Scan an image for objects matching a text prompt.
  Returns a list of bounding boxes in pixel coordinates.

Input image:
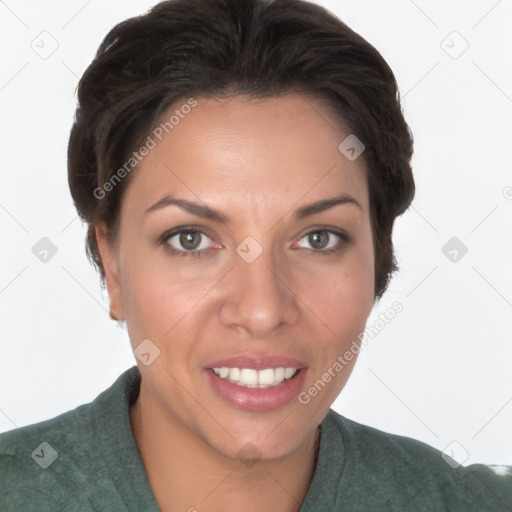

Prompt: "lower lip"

[204,368,308,412]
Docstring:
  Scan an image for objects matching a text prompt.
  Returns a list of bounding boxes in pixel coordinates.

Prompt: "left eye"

[295,230,345,251]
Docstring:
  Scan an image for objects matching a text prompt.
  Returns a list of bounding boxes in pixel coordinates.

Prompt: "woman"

[1,0,510,510]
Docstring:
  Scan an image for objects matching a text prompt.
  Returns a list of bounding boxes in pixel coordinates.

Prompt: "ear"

[95,222,125,321]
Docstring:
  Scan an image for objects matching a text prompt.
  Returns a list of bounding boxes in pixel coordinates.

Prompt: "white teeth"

[239,369,258,386]
[274,367,285,382]
[212,367,299,388]
[258,368,275,385]
[284,367,296,379]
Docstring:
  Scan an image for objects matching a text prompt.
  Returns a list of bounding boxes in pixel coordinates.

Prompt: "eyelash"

[159,226,351,259]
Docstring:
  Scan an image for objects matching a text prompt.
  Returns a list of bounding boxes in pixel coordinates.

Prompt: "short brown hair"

[67,0,415,302]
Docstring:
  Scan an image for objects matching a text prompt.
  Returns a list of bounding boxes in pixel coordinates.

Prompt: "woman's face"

[98,94,375,461]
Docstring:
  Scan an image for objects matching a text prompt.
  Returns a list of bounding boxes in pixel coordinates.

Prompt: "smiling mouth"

[205,365,308,411]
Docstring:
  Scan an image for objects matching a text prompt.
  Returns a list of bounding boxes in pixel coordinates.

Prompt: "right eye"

[161,229,216,257]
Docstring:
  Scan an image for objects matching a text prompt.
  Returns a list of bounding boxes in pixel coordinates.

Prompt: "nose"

[219,246,300,338]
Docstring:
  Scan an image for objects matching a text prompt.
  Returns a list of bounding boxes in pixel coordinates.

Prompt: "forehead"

[122,94,369,218]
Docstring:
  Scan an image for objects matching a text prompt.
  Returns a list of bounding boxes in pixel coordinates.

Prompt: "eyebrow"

[144,193,362,223]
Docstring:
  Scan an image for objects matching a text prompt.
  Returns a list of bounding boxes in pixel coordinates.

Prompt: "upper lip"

[205,354,308,370]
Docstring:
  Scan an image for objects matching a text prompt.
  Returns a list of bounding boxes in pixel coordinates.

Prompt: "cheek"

[299,249,374,404]
[311,241,374,336]
[118,242,219,344]
[299,247,374,412]
[117,240,179,339]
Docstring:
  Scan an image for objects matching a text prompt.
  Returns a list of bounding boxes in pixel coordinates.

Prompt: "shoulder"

[324,410,512,510]
[0,367,140,511]
[0,404,95,511]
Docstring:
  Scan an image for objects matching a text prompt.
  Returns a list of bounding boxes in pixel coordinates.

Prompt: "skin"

[96,94,375,511]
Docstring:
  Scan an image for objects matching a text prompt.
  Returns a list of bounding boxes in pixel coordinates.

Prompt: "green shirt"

[1,366,511,511]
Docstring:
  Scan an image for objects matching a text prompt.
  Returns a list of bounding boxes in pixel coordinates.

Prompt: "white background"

[0,0,511,467]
